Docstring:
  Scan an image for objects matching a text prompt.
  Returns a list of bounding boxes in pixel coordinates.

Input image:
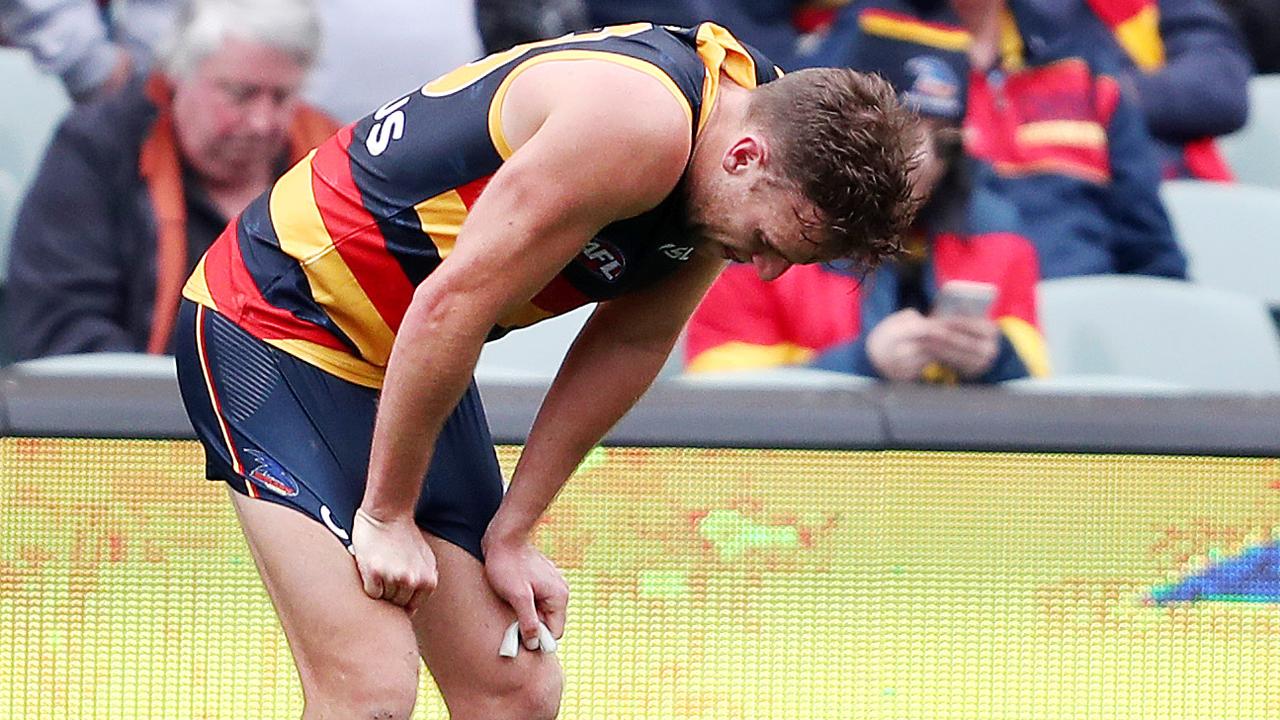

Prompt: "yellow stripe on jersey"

[998,316,1052,378]
[858,11,972,53]
[496,302,556,332]
[486,49,694,159]
[694,23,760,131]
[999,9,1026,72]
[686,341,815,374]
[1113,5,1165,71]
[268,151,397,365]
[422,23,654,98]
[264,338,387,388]
[413,188,467,259]
[182,254,217,311]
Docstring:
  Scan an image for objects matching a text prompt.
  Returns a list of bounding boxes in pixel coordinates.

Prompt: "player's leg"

[408,382,563,719]
[412,535,563,720]
[230,489,422,719]
[174,301,422,717]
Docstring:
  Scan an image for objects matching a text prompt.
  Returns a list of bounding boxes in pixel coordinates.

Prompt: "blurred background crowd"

[2,0,1278,393]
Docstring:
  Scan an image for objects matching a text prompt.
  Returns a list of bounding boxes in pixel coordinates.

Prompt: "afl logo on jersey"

[242,449,300,497]
[578,239,625,282]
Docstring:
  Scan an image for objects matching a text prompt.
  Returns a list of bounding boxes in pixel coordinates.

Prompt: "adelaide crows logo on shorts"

[242,448,300,497]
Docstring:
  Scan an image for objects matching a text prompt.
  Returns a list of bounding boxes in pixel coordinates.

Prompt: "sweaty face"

[686,142,830,282]
[172,37,307,185]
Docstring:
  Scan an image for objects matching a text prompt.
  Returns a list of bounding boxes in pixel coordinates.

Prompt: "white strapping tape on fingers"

[498,620,557,657]
[499,621,521,657]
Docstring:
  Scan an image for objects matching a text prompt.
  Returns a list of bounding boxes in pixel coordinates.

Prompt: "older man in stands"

[5,0,336,360]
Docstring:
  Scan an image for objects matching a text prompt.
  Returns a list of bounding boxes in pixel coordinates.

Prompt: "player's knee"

[497,661,563,720]
[454,660,561,720]
[302,658,420,719]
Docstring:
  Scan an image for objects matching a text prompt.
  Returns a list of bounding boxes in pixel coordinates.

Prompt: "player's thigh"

[230,489,420,697]
[413,535,563,714]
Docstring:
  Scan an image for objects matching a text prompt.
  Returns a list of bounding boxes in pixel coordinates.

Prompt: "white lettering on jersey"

[320,505,350,541]
[658,243,695,261]
[365,95,411,156]
[581,240,625,281]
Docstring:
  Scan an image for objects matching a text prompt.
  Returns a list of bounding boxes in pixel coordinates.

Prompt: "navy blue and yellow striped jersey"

[182,22,779,387]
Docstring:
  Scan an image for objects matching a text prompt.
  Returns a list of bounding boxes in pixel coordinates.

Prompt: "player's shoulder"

[509,54,693,136]
[501,58,693,194]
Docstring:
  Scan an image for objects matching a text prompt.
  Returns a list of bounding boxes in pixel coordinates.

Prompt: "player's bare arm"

[482,248,726,644]
[489,249,726,543]
[353,58,693,609]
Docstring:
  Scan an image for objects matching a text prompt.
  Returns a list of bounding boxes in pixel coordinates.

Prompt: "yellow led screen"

[3,438,1280,718]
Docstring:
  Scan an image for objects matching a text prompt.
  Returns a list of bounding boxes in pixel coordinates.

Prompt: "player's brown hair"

[747,67,921,269]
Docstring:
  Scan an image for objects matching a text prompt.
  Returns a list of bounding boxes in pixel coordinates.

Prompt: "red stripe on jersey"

[1085,0,1150,28]
[203,219,350,350]
[529,273,590,315]
[455,175,492,209]
[312,126,416,331]
[201,221,265,325]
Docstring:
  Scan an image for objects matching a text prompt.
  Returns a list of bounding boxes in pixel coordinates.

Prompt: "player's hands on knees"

[351,507,438,613]
[482,537,569,650]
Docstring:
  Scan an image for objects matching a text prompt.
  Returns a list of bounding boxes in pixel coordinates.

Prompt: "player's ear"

[722,136,766,174]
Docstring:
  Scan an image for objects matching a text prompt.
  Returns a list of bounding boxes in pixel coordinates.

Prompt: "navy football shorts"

[174,300,504,561]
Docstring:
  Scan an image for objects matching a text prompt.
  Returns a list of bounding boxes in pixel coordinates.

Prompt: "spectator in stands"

[0,0,177,103]
[4,0,336,361]
[1013,0,1250,180]
[686,20,1049,383]
[954,0,1187,278]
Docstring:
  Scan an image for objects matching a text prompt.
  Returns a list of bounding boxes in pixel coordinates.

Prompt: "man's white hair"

[161,0,321,79]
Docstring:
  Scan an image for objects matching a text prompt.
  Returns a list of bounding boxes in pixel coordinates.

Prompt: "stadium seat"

[1160,179,1280,305]
[10,351,177,378]
[0,170,19,276]
[0,49,69,280]
[0,49,69,183]
[1037,275,1280,393]
[1004,374,1189,394]
[675,365,876,388]
[0,171,17,363]
[1219,74,1280,189]
[475,303,687,382]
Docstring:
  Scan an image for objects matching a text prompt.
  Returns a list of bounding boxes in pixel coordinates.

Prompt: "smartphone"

[933,280,997,318]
